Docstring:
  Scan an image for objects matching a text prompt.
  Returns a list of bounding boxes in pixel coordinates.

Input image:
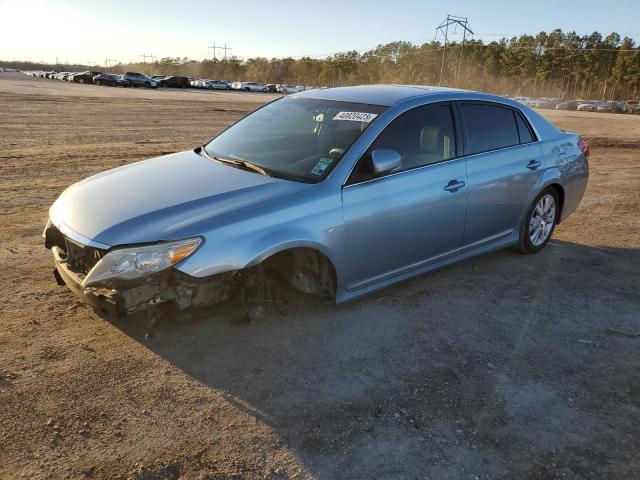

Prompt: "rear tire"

[513,187,559,254]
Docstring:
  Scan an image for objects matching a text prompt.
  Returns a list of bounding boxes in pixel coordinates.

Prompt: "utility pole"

[139,53,155,64]
[601,50,614,101]
[104,58,118,73]
[221,43,231,60]
[208,43,231,61]
[436,15,473,87]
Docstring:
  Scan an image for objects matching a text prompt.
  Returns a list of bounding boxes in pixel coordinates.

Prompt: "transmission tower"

[208,43,232,61]
[436,15,473,87]
[104,58,118,72]
[139,53,156,64]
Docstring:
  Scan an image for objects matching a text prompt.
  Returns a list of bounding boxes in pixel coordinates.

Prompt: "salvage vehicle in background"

[204,80,231,90]
[190,78,204,88]
[577,102,597,112]
[158,76,191,88]
[555,100,580,111]
[121,71,159,88]
[596,102,614,113]
[72,71,103,84]
[278,85,305,94]
[44,85,589,320]
[628,102,640,114]
[93,73,129,87]
[232,81,269,92]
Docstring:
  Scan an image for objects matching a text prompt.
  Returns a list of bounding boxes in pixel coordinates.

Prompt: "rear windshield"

[204,97,386,182]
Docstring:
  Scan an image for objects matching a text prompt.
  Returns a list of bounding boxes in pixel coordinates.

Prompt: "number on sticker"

[333,112,378,123]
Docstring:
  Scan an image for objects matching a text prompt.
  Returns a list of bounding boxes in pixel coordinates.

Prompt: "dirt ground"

[1,72,639,480]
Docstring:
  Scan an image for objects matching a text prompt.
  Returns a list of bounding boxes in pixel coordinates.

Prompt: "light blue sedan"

[44,85,589,318]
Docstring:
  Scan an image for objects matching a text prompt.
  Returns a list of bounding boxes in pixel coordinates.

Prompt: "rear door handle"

[527,160,542,170]
[443,179,466,192]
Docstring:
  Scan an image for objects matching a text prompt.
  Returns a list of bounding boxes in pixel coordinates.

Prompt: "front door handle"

[527,160,542,170]
[443,179,465,192]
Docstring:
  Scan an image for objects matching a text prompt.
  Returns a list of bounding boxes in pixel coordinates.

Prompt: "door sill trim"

[462,229,514,253]
[346,247,462,292]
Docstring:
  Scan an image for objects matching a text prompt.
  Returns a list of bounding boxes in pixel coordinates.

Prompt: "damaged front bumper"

[52,245,237,318]
[45,222,237,318]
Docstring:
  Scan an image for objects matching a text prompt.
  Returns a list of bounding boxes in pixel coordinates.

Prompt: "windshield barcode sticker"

[311,157,333,176]
[333,111,378,123]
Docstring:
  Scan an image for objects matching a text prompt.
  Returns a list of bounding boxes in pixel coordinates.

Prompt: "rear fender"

[517,167,563,228]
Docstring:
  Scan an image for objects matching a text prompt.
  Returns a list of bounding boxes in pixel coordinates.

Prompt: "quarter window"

[461,104,520,155]
[515,111,535,144]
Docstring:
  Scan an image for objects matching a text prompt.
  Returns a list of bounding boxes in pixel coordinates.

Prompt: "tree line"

[4,30,639,100]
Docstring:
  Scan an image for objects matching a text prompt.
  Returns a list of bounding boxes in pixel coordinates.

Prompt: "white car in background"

[577,102,597,112]
[278,85,305,94]
[190,79,208,88]
[232,81,269,92]
[204,80,230,90]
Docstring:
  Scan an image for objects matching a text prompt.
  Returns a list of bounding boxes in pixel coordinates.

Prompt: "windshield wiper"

[237,160,271,177]
[198,146,271,177]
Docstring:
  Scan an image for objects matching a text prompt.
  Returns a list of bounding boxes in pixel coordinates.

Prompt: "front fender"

[175,183,346,284]
[245,237,338,271]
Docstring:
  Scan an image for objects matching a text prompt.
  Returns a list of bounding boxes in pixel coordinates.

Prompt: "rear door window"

[460,103,520,155]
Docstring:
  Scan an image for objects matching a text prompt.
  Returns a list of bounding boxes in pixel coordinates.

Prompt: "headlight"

[82,237,202,287]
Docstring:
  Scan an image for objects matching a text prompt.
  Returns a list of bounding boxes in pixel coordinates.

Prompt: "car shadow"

[103,239,640,478]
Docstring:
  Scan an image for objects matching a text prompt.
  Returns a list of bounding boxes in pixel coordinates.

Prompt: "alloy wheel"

[529,194,556,246]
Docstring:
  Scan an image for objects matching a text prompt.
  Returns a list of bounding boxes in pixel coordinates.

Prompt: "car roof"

[293,84,562,140]
[293,84,467,106]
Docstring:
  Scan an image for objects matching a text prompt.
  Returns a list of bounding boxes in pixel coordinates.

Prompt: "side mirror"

[371,149,402,176]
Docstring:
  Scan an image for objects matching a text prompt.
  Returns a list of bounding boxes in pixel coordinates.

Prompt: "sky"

[1,0,639,65]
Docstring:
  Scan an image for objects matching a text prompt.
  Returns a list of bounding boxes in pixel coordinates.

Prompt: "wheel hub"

[529,194,556,246]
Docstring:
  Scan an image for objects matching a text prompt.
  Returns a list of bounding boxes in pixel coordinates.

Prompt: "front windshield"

[204,97,386,182]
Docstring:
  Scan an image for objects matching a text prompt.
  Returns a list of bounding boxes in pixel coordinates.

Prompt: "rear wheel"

[145,81,151,88]
[514,188,559,254]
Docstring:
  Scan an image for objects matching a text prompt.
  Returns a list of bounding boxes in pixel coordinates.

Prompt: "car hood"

[50,150,310,247]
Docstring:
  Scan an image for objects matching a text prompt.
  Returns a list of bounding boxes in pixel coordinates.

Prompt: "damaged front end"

[44,221,238,319]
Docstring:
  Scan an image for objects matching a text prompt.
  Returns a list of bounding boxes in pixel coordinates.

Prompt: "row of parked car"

[23,70,315,94]
[511,96,640,114]
[192,79,310,94]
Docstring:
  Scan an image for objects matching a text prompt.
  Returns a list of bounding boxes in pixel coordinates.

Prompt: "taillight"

[578,137,590,157]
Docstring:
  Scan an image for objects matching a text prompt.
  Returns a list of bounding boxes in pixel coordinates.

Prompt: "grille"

[46,225,106,277]
[64,239,105,276]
